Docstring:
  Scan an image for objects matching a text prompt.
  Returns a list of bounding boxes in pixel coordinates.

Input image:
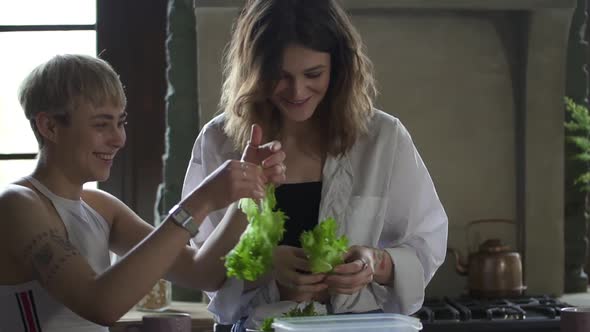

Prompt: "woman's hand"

[241,124,286,185]
[324,245,377,295]
[273,245,327,301]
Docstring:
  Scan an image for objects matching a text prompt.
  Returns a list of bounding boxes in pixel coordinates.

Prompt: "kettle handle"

[465,219,516,251]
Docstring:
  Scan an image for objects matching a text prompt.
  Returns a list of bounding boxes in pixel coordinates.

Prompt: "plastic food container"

[272,313,423,332]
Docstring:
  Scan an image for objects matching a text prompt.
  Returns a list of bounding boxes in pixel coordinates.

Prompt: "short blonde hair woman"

[0,54,285,332]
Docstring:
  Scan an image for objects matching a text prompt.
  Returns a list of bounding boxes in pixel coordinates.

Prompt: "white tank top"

[0,177,111,332]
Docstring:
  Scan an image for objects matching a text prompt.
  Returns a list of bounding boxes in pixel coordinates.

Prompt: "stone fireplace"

[167,0,576,297]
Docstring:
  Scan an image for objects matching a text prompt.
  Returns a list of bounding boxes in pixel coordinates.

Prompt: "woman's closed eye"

[305,71,323,79]
[280,71,324,80]
[92,121,127,129]
[93,122,109,129]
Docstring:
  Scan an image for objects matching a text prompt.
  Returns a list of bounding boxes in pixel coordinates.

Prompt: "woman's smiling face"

[53,102,127,183]
[269,43,331,124]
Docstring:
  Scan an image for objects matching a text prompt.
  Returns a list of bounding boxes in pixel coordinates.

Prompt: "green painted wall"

[160,0,202,301]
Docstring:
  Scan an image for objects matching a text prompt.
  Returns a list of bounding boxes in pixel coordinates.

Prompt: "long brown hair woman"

[182,0,448,331]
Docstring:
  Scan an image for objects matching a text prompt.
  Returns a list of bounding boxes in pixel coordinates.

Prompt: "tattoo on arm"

[49,229,78,253]
[25,228,80,283]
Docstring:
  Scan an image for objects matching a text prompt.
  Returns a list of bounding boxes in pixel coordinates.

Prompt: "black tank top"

[275,181,322,247]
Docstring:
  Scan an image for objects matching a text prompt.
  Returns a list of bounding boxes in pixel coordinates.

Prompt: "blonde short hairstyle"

[221,0,377,156]
[18,54,126,145]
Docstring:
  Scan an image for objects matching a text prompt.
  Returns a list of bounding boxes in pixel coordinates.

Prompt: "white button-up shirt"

[182,110,448,324]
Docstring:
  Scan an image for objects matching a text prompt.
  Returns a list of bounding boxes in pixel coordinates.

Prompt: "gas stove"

[413,295,570,332]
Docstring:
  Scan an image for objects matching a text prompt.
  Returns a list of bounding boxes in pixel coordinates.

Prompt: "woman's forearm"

[174,203,249,291]
[91,192,212,324]
[91,220,191,324]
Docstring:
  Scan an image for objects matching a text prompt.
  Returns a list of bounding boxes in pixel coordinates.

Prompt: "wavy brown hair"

[221,0,376,156]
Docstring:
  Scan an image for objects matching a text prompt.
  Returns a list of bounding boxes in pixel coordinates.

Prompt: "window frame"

[0,22,96,163]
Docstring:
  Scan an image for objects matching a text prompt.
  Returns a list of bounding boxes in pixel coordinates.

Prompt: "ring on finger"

[360,258,369,271]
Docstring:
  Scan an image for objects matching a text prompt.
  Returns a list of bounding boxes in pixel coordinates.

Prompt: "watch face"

[169,205,198,236]
[170,205,185,218]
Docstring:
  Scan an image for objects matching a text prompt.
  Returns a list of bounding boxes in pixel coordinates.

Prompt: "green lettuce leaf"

[284,302,320,317]
[260,317,275,332]
[300,217,349,273]
[225,185,286,281]
[260,302,321,332]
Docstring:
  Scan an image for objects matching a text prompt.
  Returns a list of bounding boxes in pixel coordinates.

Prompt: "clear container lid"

[272,313,423,331]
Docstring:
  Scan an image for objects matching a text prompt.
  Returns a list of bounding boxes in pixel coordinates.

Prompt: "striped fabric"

[1,281,108,332]
[15,291,42,332]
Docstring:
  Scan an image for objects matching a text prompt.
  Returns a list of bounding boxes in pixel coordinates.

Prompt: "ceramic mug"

[561,307,590,332]
[125,313,191,332]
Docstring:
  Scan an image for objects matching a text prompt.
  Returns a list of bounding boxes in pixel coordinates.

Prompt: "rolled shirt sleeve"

[378,119,448,314]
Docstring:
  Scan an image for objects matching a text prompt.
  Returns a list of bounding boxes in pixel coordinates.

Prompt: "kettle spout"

[447,247,468,276]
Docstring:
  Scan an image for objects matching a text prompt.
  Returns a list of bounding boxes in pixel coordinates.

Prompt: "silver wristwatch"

[168,204,199,237]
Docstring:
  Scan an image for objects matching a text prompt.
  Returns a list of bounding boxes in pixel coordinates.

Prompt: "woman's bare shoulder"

[0,182,54,236]
[81,188,125,224]
[0,182,43,211]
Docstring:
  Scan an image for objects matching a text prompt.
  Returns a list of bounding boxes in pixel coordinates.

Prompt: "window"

[0,0,96,188]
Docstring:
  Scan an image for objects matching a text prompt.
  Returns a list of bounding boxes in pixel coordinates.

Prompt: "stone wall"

[178,0,576,296]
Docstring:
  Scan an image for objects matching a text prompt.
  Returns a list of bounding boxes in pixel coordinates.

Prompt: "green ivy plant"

[565,97,590,192]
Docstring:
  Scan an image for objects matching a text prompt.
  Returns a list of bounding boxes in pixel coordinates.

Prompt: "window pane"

[0,0,96,25]
[0,31,96,154]
[0,159,36,187]
[0,159,97,190]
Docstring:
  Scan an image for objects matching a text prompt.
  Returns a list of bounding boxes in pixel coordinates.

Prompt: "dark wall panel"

[97,0,167,225]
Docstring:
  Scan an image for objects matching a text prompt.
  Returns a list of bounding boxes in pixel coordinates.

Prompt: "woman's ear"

[35,112,59,144]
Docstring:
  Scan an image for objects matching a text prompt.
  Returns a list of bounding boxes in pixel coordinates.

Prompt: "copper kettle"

[447,219,526,298]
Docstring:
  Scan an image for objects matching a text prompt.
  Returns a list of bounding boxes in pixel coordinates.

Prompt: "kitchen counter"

[110,302,214,332]
[107,291,590,332]
[559,289,590,307]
